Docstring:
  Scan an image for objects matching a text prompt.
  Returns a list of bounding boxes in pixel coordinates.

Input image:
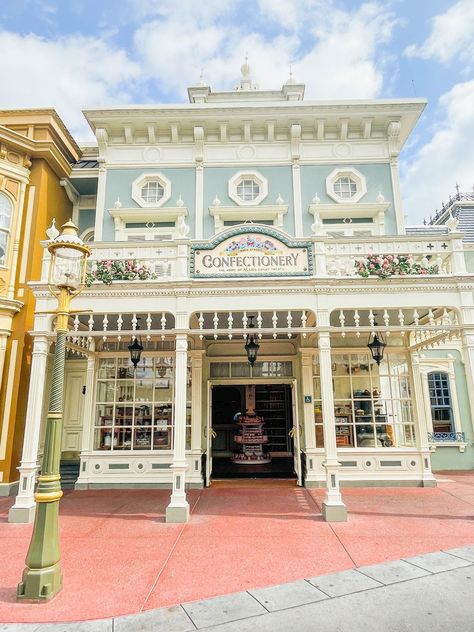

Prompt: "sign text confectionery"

[191,230,312,278]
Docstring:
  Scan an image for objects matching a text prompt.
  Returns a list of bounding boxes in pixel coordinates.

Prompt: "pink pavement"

[0,472,472,624]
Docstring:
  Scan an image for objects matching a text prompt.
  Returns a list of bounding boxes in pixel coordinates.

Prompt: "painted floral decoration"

[355,253,439,279]
[86,259,156,285]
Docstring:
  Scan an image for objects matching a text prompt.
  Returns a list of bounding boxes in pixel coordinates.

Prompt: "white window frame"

[418,356,466,452]
[122,226,175,242]
[131,173,171,208]
[80,227,95,243]
[326,167,367,204]
[228,170,268,206]
[0,191,14,268]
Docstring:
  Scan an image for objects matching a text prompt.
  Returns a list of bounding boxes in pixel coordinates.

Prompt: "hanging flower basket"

[355,254,439,279]
[86,259,156,286]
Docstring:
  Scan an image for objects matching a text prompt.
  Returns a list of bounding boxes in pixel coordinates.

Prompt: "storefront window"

[210,361,293,378]
[313,352,414,448]
[94,356,174,451]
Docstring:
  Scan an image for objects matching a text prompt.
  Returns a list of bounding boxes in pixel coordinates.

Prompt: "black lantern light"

[367,323,386,366]
[128,319,144,369]
[245,315,260,366]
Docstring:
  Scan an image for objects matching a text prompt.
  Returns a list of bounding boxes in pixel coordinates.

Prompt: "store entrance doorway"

[209,383,297,481]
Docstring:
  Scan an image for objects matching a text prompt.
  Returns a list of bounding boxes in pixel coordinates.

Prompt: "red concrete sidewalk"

[0,472,472,624]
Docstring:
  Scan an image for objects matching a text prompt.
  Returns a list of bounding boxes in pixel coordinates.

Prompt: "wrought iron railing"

[428,190,474,225]
[427,431,465,443]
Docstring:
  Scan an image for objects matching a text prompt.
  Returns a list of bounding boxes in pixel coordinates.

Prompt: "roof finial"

[196,68,207,87]
[286,63,297,86]
[240,53,252,90]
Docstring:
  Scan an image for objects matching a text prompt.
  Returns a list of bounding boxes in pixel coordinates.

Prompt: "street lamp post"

[17,220,90,602]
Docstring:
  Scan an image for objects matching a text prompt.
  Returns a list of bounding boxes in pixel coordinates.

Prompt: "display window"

[94,355,192,451]
[313,352,415,448]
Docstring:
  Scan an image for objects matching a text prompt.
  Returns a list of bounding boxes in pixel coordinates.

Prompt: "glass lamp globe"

[48,220,90,293]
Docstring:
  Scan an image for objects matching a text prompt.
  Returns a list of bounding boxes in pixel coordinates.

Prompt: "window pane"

[141,181,164,203]
[334,176,357,199]
[428,372,454,433]
[236,178,259,201]
[94,356,175,451]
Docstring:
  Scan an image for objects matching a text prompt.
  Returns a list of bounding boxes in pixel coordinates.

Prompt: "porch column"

[190,350,204,484]
[300,349,316,451]
[8,336,49,523]
[410,354,437,487]
[166,333,190,523]
[318,330,347,522]
[76,349,96,487]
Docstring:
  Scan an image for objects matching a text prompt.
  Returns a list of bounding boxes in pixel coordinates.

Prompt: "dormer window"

[132,173,171,208]
[228,170,268,206]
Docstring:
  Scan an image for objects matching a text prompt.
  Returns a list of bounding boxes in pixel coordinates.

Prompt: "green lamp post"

[17,219,90,601]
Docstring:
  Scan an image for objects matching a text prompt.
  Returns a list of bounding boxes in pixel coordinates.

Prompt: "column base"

[322,501,347,523]
[8,503,36,524]
[165,503,190,523]
[422,479,438,488]
[17,562,62,602]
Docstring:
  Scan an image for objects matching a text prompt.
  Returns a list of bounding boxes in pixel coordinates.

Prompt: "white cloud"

[133,0,397,100]
[0,31,140,141]
[402,79,474,223]
[404,0,474,67]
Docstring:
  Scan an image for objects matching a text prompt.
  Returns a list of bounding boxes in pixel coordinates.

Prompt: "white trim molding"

[209,204,288,232]
[109,206,188,240]
[309,202,390,236]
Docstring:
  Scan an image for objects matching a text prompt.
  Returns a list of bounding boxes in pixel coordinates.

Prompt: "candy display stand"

[232,413,271,465]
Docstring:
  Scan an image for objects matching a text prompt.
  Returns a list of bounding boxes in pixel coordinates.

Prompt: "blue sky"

[1,0,473,223]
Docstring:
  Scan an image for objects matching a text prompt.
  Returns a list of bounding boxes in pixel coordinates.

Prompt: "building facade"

[8,66,474,523]
[0,110,79,497]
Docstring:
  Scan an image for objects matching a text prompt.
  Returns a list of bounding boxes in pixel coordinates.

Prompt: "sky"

[0,0,473,224]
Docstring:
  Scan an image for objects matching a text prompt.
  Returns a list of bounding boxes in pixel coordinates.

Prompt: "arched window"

[0,191,13,266]
[80,227,95,242]
[427,371,454,434]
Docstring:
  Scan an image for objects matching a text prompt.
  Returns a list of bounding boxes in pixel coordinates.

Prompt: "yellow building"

[0,110,80,496]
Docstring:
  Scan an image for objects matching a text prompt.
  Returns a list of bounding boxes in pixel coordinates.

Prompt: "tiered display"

[232,414,271,464]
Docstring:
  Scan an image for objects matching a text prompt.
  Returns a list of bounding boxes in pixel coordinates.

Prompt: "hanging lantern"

[128,336,144,369]
[245,315,260,366]
[367,330,386,365]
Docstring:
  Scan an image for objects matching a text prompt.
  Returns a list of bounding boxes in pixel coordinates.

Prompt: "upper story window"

[0,191,13,266]
[427,371,454,434]
[236,178,260,201]
[334,176,357,199]
[141,181,164,204]
[132,173,171,208]
[326,167,367,204]
[228,170,268,206]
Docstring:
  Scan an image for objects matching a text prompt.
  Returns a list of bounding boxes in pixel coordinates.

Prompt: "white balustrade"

[37,234,466,285]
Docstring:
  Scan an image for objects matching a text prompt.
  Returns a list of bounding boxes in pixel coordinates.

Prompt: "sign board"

[191,227,313,278]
